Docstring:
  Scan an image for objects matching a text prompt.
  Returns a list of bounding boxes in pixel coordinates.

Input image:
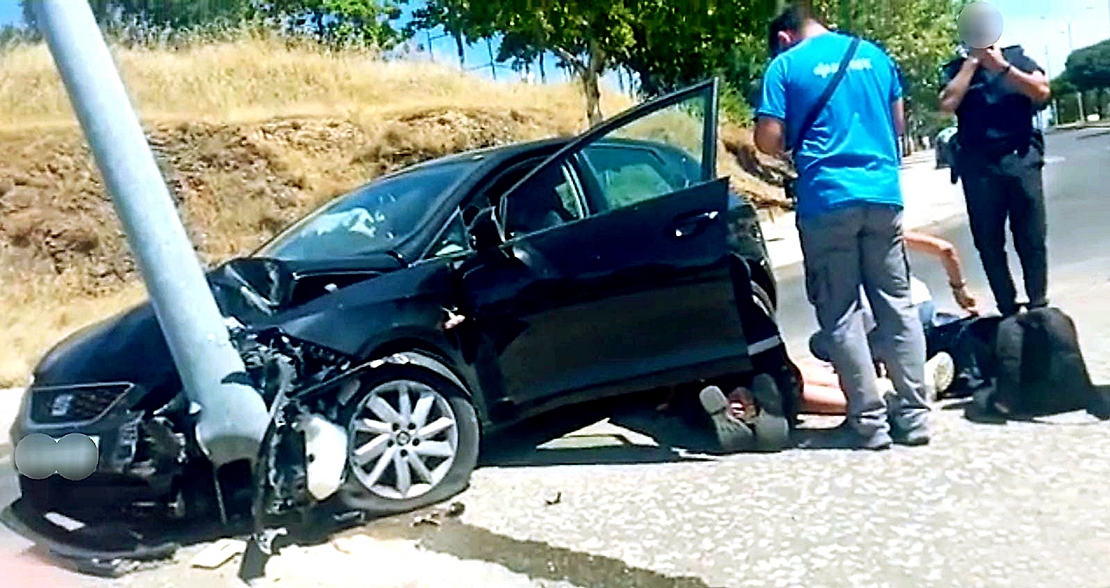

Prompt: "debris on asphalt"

[331,535,379,555]
[545,492,562,506]
[53,554,145,578]
[411,501,465,527]
[239,527,289,582]
[412,514,442,527]
[190,538,247,569]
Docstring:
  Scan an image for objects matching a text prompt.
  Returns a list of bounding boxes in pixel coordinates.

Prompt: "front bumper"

[9,382,180,517]
[0,499,178,576]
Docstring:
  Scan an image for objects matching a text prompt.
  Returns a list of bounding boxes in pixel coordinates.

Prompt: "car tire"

[334,365,479,517]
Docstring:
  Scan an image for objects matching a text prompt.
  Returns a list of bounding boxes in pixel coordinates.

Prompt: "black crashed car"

[5,81,786,551]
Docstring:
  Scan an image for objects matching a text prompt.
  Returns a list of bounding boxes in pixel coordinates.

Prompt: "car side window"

[578,144,694,211]
[503,161,584,239]
[429,210,470,258]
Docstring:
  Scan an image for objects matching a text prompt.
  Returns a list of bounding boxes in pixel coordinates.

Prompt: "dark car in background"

[935,125,958,170]
[5,81,786,555]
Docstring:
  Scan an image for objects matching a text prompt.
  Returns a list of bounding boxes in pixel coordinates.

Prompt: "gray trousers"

[798,204,929,436]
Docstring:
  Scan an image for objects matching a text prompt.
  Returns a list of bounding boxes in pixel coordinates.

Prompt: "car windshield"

[257,160,476,261]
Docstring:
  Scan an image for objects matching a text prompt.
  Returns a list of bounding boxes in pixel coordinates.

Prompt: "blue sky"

[994,0,1110,77]
[0,1,21,27]
[4,1,1108,86]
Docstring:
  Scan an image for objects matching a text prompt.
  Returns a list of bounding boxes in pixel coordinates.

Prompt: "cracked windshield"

[259,160,476,260]
[3,1,1110,587]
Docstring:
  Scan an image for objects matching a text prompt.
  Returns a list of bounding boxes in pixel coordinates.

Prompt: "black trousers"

[958,147,1048,316]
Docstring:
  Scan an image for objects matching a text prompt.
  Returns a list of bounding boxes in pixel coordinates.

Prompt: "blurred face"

[958,1,1003,49]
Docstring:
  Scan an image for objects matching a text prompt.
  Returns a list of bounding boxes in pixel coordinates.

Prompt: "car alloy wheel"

[347,380,459,501]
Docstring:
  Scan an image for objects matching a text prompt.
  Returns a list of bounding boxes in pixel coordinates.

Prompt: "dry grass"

[0,38,783,387]
[0,38,629,129]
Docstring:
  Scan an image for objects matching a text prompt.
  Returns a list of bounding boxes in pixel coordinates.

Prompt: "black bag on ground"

[988,307,1108,418]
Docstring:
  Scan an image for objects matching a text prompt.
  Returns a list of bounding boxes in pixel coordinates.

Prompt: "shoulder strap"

[791,36,861,151]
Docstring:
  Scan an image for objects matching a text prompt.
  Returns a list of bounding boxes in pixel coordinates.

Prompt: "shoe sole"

[698,386,754,453]
[930,352,956,396]
[749,374,791,452]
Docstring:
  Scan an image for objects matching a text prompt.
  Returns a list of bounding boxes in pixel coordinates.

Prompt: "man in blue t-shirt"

[754,6,929,450]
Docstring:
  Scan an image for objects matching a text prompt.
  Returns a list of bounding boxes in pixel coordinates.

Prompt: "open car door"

[460,79,753,418]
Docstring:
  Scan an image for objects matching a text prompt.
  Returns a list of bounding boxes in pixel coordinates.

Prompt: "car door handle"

[671,211,719,238]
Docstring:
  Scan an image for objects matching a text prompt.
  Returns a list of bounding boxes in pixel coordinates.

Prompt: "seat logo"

[13,433,99,481]
[50,393,74,417]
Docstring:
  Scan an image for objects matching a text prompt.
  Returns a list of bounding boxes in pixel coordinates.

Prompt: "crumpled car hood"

[31,254,400,389]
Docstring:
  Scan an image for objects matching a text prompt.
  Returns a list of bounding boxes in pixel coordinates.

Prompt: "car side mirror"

[466,207,503,252]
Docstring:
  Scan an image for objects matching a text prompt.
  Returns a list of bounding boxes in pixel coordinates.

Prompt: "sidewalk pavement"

[758,152,966,269]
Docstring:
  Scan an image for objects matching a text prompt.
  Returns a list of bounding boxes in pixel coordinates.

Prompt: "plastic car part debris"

[191,538,247,569]
[412,514,441,527]
[238,527,287,583]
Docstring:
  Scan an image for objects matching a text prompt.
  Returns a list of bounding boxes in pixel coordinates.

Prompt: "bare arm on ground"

[904,231,980,313]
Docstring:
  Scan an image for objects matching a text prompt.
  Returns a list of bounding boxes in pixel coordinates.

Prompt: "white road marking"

[1045,156,1066,164]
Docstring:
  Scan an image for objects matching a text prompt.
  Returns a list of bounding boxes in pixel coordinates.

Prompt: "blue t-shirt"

[758,32,904,219]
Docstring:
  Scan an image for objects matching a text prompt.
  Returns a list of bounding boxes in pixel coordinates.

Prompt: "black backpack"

[989,307,1108,419]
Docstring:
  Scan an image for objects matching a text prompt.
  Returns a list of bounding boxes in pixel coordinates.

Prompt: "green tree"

[491,0,639,126]
[412,0,642,125]
[405,0,484,66]
[805,0,961,150]
[410,0,779,125]
[262,0,404,49]
[1051,72,1076,96]
[1065,39,1110,93]
[621,1,777,98]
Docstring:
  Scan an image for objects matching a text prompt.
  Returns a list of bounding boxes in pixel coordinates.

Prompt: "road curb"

[1,389,23,447]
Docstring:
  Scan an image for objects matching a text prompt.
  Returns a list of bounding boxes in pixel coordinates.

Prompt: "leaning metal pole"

[33,0,270,468]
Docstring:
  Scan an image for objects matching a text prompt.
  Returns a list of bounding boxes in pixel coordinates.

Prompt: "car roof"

[400,136,701,182]
[418,137,572,168]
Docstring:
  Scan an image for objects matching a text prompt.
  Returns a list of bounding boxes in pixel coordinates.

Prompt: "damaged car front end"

[4,256,460,575]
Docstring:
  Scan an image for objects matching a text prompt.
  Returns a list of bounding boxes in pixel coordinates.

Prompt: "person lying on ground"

[803,231,992,417]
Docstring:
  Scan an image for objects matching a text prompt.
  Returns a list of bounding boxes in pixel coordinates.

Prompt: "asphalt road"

[4,129,1110,587]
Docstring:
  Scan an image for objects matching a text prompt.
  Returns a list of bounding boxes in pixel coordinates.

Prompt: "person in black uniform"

[939,43,1052,317]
